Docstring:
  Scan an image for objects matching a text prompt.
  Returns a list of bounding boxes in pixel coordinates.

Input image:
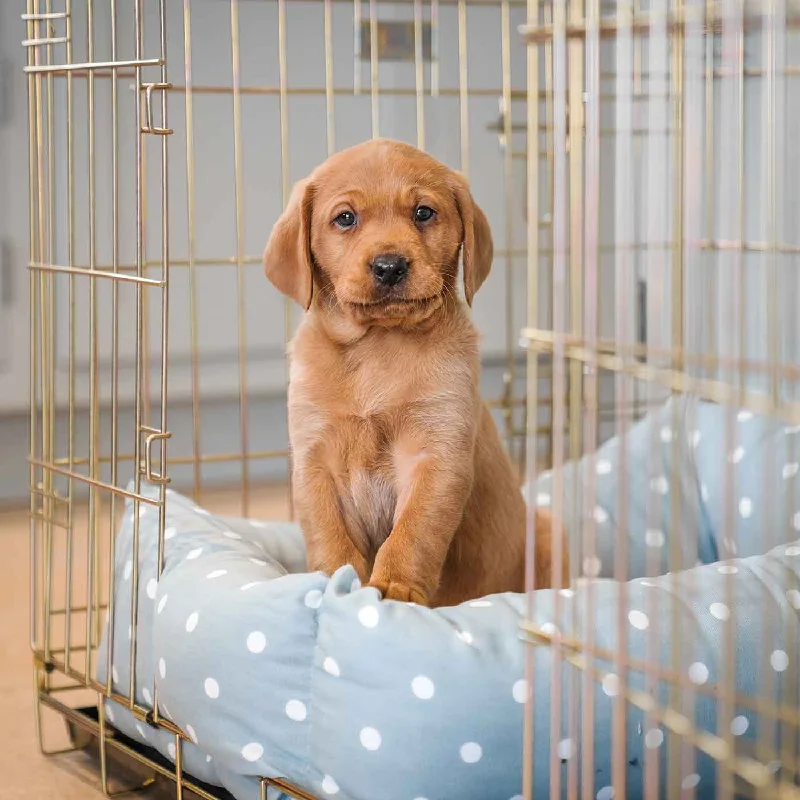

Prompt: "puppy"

[264,139,569,607]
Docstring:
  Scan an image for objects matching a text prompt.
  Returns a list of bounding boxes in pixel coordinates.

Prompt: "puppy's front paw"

[368,578,428,605]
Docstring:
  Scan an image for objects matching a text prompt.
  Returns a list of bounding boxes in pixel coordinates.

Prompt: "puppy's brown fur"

[264,139,569,606]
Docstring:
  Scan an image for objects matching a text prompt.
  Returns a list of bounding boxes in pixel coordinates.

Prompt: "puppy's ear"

[263,178,315,310]
[450,172,493,306]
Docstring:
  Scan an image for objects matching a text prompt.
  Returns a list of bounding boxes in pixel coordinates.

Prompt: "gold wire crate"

[24,0,800,798]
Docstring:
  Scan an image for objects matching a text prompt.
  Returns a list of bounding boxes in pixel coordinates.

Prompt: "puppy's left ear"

[450,171,493,306]
[263,178,315,310]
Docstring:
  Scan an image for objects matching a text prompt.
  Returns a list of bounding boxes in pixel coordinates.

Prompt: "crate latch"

[141,427,171,485]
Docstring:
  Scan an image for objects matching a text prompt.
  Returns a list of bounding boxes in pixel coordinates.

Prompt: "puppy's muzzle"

[371,253,409,288]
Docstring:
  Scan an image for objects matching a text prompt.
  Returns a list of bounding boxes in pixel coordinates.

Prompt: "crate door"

[27,0,172,699]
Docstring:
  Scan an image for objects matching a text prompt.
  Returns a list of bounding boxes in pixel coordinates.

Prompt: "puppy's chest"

[319,410,400,544]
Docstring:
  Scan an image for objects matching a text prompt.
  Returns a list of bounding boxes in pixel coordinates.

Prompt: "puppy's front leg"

[295,467,371,585]
[368,447,472,605]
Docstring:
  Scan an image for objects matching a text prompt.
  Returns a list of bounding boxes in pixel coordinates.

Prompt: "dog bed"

[97,396,800,800]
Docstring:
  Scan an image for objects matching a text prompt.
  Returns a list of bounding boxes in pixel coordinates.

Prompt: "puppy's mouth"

[350,294,440,309]
[346,293,444,323]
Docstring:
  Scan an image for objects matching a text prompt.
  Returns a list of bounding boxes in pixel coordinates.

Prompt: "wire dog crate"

[24,0,800,798]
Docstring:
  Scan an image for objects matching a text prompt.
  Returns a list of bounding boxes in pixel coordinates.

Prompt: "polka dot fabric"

[95,395,800,800]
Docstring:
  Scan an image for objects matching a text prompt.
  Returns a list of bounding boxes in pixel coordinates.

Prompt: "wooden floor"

[0,484,290,799]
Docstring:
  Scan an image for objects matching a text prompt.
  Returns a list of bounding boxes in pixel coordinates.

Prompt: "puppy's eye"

[414,205,436,223]
[333,210,357,229]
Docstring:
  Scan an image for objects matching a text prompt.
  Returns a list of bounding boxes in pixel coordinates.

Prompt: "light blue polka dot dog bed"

[97,396,800,800]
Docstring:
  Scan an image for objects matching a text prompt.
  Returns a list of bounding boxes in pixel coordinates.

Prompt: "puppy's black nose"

[371,254,409,287]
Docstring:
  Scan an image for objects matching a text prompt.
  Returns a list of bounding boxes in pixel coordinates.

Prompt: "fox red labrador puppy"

[264,138,569,606]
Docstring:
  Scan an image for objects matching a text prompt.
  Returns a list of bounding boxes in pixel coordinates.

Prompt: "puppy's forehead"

[313,140,452,199]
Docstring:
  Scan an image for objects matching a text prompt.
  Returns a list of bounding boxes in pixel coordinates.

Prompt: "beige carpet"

[0,483,290,798]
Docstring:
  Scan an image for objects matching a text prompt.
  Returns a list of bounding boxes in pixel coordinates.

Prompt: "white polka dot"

[350,577,362,592]
[157,594,168,614]
[770,649,789,672]
[557,738,574,759]
[512,679,529,704]
[248,557,266,566]
[690,430,702,448]
[459,742,482,763]
[681,774,701,789]
[135,723,147,740]
[660,426,673,443]
[737,409,753,422]
[645,728,664,749]
[785,545,800,557]
[602,673,620,697]
[596,459,613,475]
[783,463,799,479]
[412,676,435,700]
[688,662,709,684]
[167,742,176,760]
[358,605,380,627]
[360,727,382,751]
[701,484,709,502]
[185,612,199,633]
[158,658,166,679]
[786,589,800,609]
[645,528,665,548]
[650,476,669,495]
[241,742,263,762]
[111,665,119,684]
[729,446,745,464]
[730,715,749,736]
[285,699,307,722]
[469,600,493,608]
[106,704,115,723]
[241,581,261,591]
[142,687,152,705]
[536,492,551,507]
[206,569,227,579]
[146,578,158,600]
[540,622,559,637]
[247,631,267,653]
[709,602,730,621]
[456,630,474,645]
[321,775,339,795]
[739,497,753,518]
[718,564,738,575]
[583,556,602,577]
[204,677,219,698]
[185,724,198,743]
[323,657,340,677]
[186,547,203,560]
[222,530,242,540]
[596,786,615,800]
[164,527,177,540]
[628,610,649,630]
[123,560,132,581]
[305,589,323,609]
